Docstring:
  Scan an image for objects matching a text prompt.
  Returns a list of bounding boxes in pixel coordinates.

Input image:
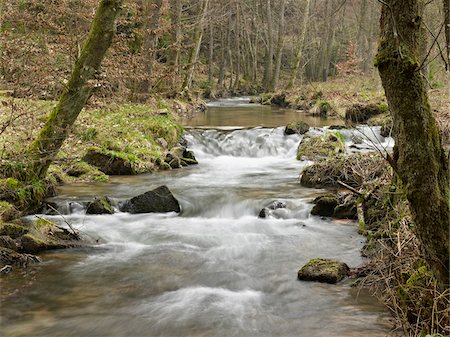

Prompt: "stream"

[1,98,393,337]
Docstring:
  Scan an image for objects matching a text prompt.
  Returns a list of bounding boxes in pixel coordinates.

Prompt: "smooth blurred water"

[0,98,392,337]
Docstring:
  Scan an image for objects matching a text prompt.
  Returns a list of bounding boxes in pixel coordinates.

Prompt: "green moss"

[0,222,29,238]
[297,133,345,160]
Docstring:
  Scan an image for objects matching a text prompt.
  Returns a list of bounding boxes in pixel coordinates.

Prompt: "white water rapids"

[1,100,393,337]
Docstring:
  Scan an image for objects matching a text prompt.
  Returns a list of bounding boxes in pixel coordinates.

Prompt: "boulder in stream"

[120,185,181,214]
[298,258,350,284]
[284,121,310,135]
[83,147,135,175]
[165,146,198,169]
[86,196,114,215]
[0,247,40,268]
[311,195,339,217]
[297,132,345,160]
[258,201,287,218]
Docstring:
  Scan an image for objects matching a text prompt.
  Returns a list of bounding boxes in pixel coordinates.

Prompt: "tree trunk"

[445,0,450,70]
[181,0,209,91]
[263,0,274,91]
[271,0,286,91]
[169,0,182,72]
[376,0,450,287]
[139,0,163,94]
[26,0,123,179]
[287,0,310,89]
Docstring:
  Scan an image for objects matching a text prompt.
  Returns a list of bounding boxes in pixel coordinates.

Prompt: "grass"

[0,94,184,184]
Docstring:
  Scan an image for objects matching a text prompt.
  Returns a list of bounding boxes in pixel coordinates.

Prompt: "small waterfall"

[186,127,301,159]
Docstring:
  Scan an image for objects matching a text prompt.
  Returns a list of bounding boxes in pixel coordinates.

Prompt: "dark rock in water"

[86,196,114,215]
[345,103,383,123]
[270,93,289,107]
[311,195,338,217]
[311,193,357,219]
[178,136,188,148]
[83,148,134,175]
[284,121,310,135]
[328,125,347,130]
[298,258,350,284]
[0,247,40,268]
[38,202,59,215]
[120,185,181,214]
[258,201,287,218]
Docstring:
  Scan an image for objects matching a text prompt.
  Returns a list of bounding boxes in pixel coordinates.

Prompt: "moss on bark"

[376,0,449,287]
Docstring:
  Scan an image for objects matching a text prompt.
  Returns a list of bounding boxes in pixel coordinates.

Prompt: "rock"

[297,132,345,160]
[178,136,188,148]
[333,193,357,219]
[120,185,181,214]
[284,121,310,135]
[328,125,347,130]
[345,103,383,123]
[258,201,287,218]
[311,195,338,217]
[156,137,168,149]
[0,236,19,251]
[270,93,289,107]
[165,146,198,169]
[0,247,40,268]
[83,148,135,175]
[0,201,20,222]
[0,223,29,239]
[298,258,350,284]
[86,196,114,215]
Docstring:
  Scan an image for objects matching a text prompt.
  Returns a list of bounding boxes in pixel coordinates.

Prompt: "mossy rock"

[83,148,135,175]
[300,153,388,189]
[86,196,114,215]
[311,195,339,217]
[270,93,289,107]
[298,258,350,284]
[297,133,345,160]
[345,103,384,123]
[165,147,198,169]
[0,222,29,238]
[0,201,20,222]
[285,121,310,135]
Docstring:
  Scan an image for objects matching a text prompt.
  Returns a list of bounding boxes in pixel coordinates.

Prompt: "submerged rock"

[298,258,350,284]
[120,185,181,214]
[284,121,310,135]
[86,196,114,215]
[258,201,287,218]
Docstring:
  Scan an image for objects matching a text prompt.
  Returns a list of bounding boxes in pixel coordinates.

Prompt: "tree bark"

[287,0,310,89]
[26,0,122,179]
[181,0,209,91]
[139,0,163,94]
[169,0,182,72]
[445,0,450,69]
[271,0,286,91]
[376,0,450,287]
[263,0,274,91]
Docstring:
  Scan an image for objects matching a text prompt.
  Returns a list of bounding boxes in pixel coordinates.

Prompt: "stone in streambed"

[310,195,338,217]
[86,196,114,215]
[120,185,181,214]
[298,258,350,284]
[284,121,310,135]
[258,201,287,218]
[0,247,40,268]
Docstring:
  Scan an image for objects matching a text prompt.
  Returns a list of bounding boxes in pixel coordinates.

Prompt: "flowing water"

[1,99,393,337]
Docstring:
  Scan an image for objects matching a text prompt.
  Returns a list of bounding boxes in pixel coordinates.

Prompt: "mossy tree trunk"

[376,0,450,287]
[445,0,450,69]
[26,0,122,179]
